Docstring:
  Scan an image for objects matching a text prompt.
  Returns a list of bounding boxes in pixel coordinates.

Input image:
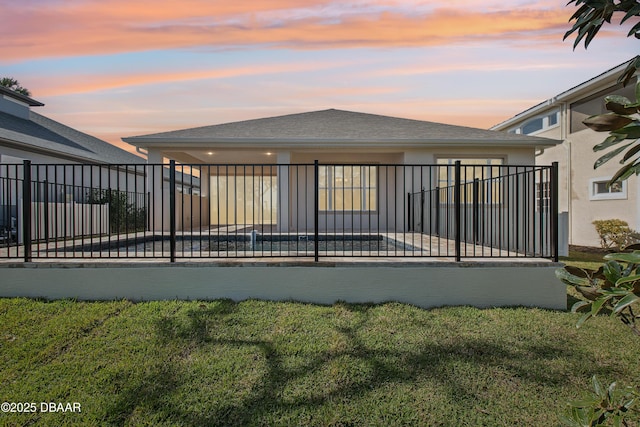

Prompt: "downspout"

[559,101,572,245]
[534,100,571,245]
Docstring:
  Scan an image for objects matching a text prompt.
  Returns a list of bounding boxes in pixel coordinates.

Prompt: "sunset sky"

[1,0,637,155]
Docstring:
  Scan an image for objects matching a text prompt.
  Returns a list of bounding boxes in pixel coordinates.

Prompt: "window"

[536,181,550,211]
[508,108,560,135]
[210,175,278,225]
[522,117,543,135]
[589,177,627,201]
[436,158,504,204]
[319,165,377,211]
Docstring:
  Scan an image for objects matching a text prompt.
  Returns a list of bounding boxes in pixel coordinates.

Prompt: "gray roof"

[0,86,44,107]
[491,57,638,130]
[124,109,557,146]
[0,110,142,164]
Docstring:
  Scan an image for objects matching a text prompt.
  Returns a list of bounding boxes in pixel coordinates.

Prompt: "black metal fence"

[0,160,558,262]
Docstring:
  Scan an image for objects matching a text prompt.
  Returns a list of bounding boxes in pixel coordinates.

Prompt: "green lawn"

[1,294,640,426]
[560,247,609,271]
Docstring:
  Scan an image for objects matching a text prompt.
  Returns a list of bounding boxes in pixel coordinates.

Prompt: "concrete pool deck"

[0,231,553,259]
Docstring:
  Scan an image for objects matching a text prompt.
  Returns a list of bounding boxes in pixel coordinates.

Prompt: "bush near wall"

[592,219,640,250]
[87,189,146,233]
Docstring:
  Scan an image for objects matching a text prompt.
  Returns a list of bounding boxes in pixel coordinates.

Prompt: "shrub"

[557,250,640,425]
[592,219,640,251]
[87,189,147,234]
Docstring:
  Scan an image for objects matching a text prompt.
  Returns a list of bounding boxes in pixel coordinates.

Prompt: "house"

[0,85,143,165]
[0,87,201,241]
[490,58,639,247]
[0,108,569,310]
[124,109,562,257]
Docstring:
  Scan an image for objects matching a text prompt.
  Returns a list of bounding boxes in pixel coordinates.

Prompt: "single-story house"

[123,109,561,243]
[0,108,569,310]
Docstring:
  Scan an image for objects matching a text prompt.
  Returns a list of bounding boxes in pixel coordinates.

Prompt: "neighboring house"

[0,86,149,240]
[0,86,143,165]
[491,59,639,247]
[0,86,205,243]
[124,108,561,244]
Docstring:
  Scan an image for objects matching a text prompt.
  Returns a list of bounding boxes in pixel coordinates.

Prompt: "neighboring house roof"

[0,86,44,107]
[124,108,558,148]
[0,90,142,164]
[491,57,638,131]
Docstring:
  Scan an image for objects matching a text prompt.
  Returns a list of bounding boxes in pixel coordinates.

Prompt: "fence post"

[454,161,461,262]
[407,192,412,231]
[435,186,440,237]
[551,162,559,262]
[169,160,176,263]
[43,179,49,244]
[420,188,425,234]
[314,160,319,262]
[147,191,151,232]
[22,160,32,262]
[473,178,479,244]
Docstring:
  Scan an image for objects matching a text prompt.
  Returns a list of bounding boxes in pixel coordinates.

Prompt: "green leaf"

[556,268,592,286]
[564,265,596,278]
[612,292,639,314]
[615,274,640,286]
[576,286,603,301]
[576,311,592,328]
[609,162,640,183]
[593,375,605,398]
[605,252,640,263]
[594,142,634,169]
[611,123,640,139]
[622,143,640,162]
[622,5,640,24]
[618,56,640,86]
[594,134,628,152]
[603,261,623,284]
[571,300,590,313]
[605,95,637,115]
[583,114,633,132]
[590,296,609,316]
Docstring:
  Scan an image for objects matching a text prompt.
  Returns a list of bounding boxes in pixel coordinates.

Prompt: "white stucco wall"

[0,261,566,310]
[537,128,638,247]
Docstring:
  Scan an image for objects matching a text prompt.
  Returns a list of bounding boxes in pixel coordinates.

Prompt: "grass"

[2,296,640,426]
[560,246,609,271]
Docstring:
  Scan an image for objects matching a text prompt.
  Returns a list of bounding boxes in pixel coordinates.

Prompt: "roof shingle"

[124,109,556,145]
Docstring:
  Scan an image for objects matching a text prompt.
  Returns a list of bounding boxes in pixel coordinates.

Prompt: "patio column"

[199,166,210,227]
[147,149,167,232]
[276,152,290,233]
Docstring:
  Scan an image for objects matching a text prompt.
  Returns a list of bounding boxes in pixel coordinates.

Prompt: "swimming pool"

[55,233,420,256]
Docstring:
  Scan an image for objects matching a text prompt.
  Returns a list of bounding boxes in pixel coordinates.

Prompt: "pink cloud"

[1,3,580,62]
[33,60,356,97]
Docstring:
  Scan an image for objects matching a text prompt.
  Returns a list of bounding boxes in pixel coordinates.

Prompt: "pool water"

[133,238,412,253]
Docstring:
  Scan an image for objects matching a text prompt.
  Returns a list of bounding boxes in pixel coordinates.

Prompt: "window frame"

[589,177,627,201]
[435,157,505,205]
[318,165,378,212]
[508,109,560,136]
